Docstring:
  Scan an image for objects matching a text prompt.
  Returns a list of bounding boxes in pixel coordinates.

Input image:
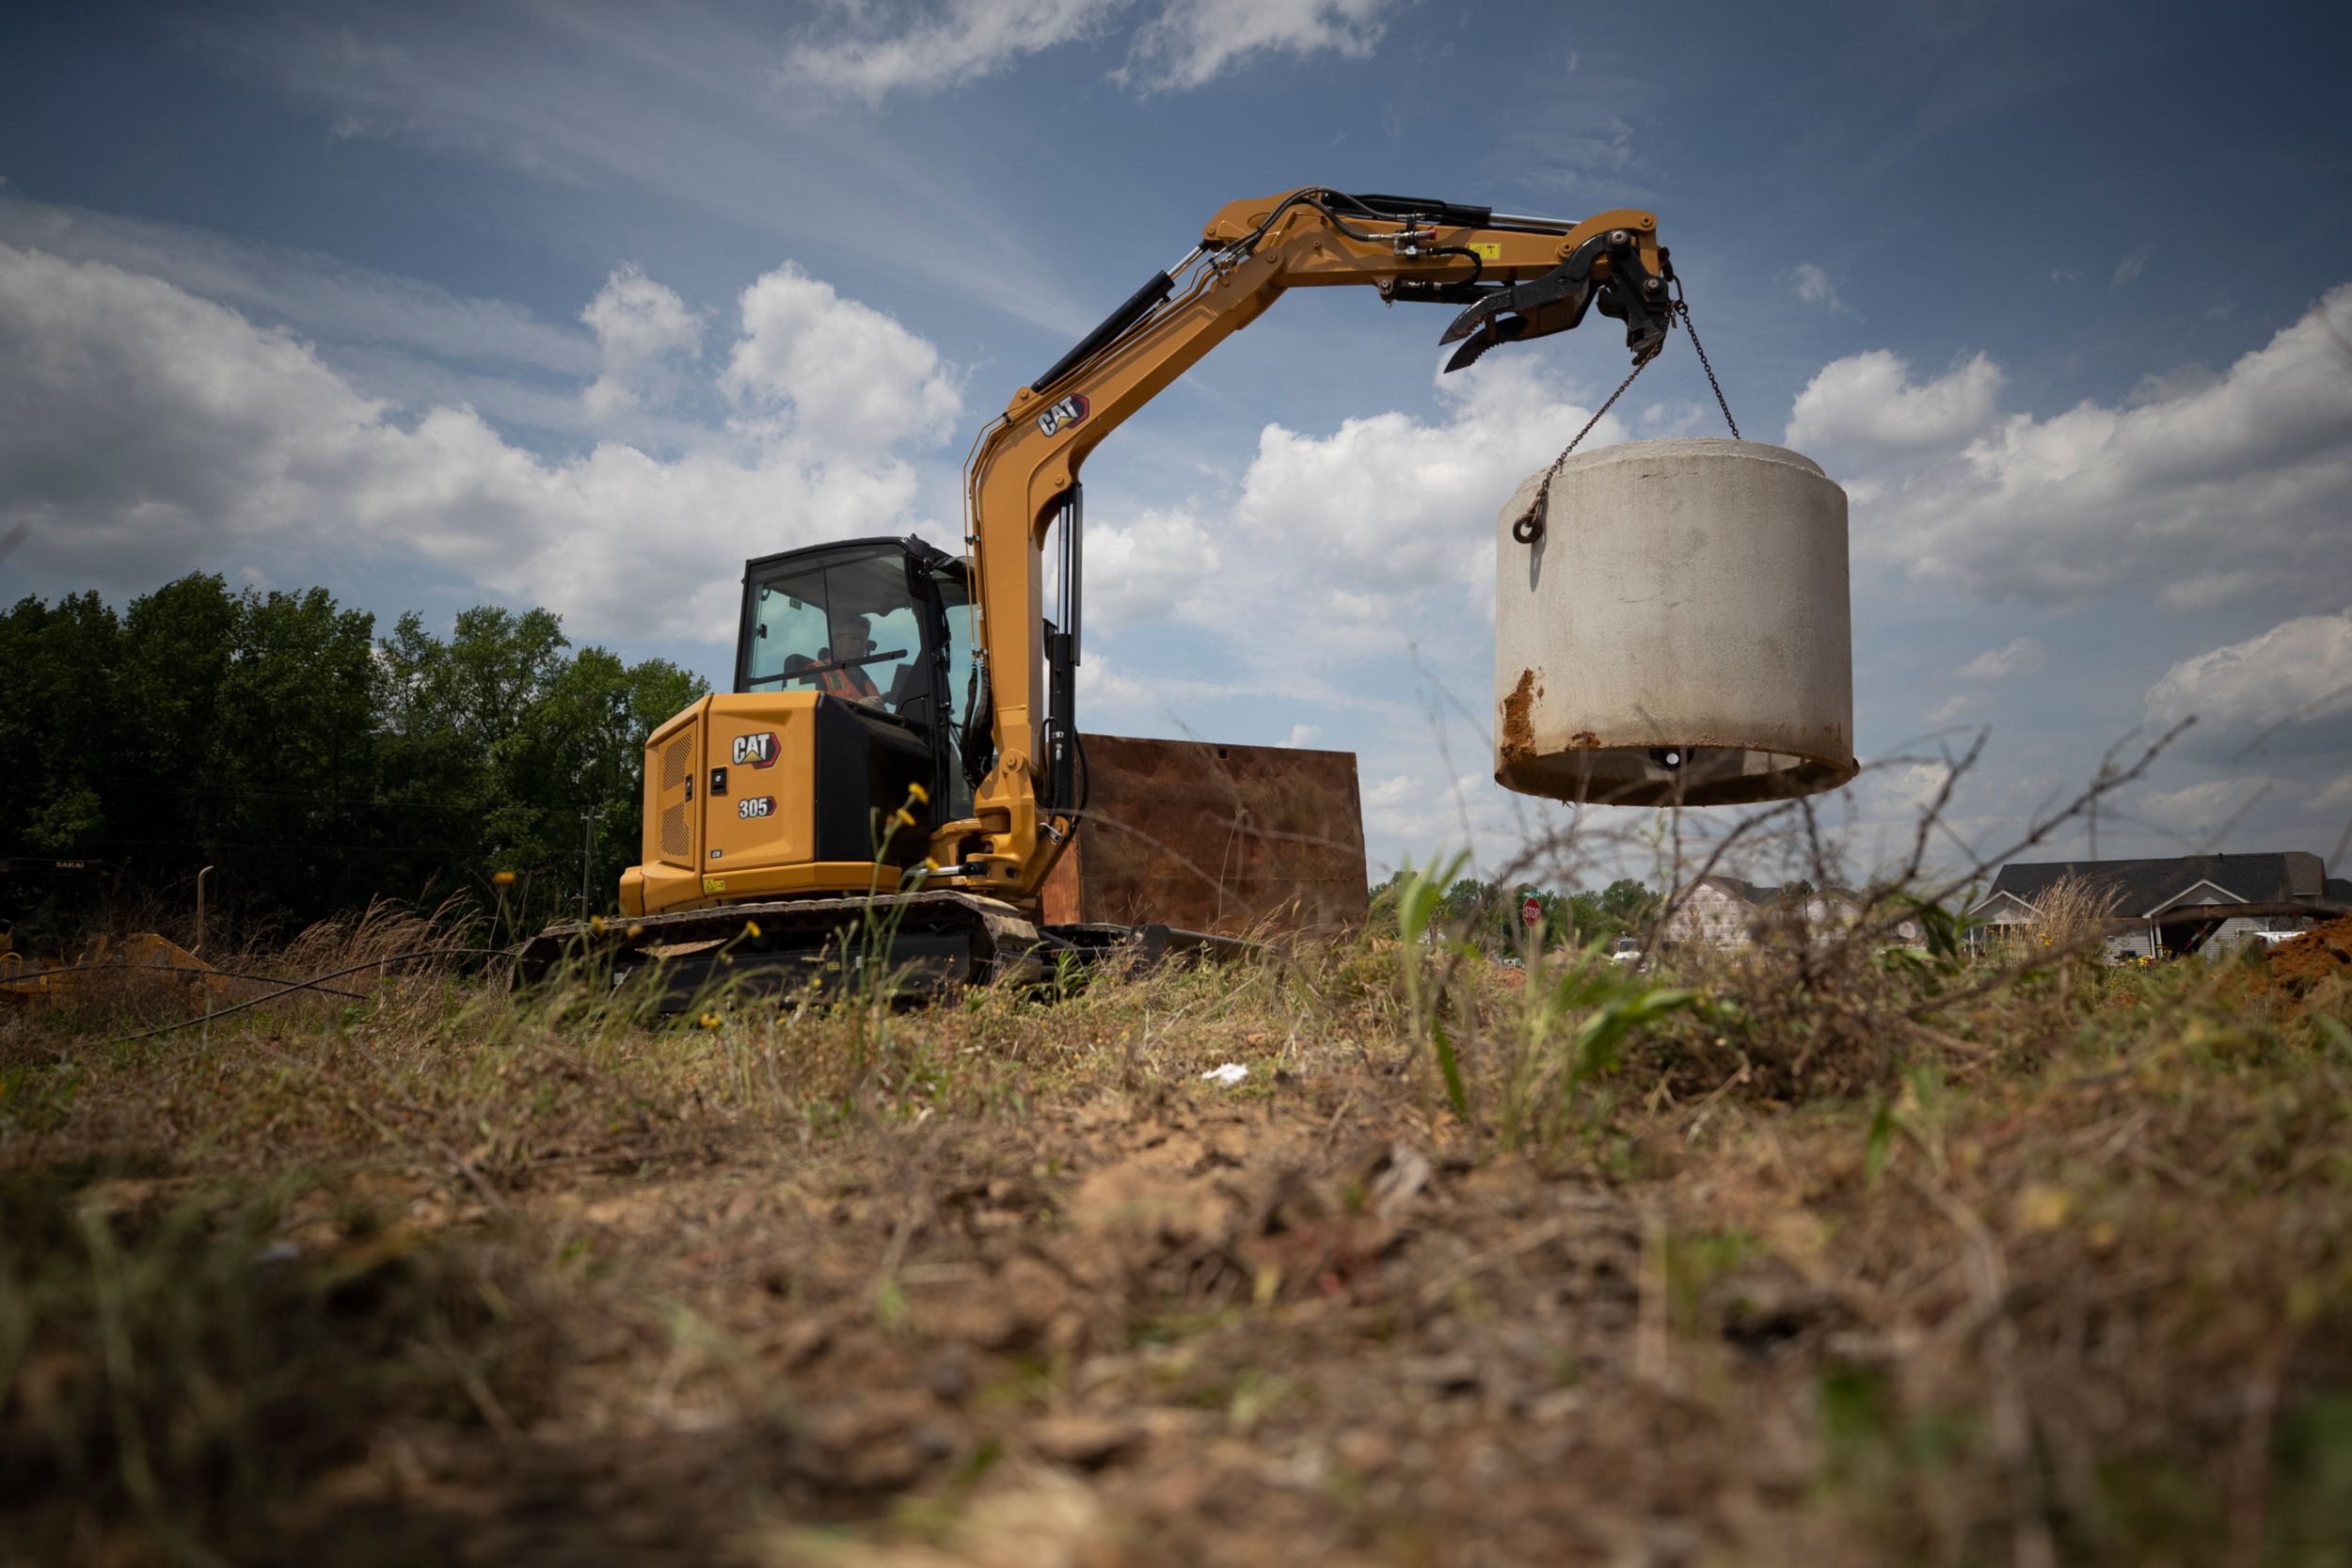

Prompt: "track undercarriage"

[516,890,1248,1006]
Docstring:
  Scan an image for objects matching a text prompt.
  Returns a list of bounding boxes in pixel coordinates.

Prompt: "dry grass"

[5,884,2350,1568]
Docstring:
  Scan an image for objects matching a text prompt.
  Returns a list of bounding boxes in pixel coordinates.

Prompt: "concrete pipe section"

[1494,437,1856,807]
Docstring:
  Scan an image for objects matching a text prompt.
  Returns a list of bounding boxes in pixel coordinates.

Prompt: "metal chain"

[1509,356,1649,544]
[1510,284,1743,546]
[1676,284,1740,439]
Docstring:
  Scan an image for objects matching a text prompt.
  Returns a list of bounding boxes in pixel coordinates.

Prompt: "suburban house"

[1971,852,2350,958]
[1661,876,1879,949]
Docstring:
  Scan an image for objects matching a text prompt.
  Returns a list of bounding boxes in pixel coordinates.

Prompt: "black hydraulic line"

[1045,488,1082,811]
[1345,193,1495,229]
[1032,270,1176,395]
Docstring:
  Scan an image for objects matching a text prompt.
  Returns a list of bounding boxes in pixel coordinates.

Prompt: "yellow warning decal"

[703,877,727,894]
[1471,243,1502,260]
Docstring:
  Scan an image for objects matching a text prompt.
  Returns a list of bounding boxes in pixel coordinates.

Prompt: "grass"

[3,892,2349,1567]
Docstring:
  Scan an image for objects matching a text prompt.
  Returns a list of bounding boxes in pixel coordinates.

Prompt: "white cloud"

[1958,635,2045,681]
[0,244,955,645]
[1808,283,2352,606]
[581,264,704,419]
[779,0,1123,103]
[2143,609,2352,752]
[2314,770,2352,811]
[1867,761,1958,816]
[2112,245,2152,287]
[720,261,961,452]
[1086,505,1221,622]
[1121,0,1391,93]
[775,0,1393,103]
[2140,774,2278,839]
[1789,261,1845,312]
[1786,349,2002,453]
[1166,357,1622,675]
[1925,692,1982,724]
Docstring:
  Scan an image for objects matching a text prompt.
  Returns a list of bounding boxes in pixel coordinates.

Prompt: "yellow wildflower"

[744,919,762,938]
[492,870,516,887]
[906,783,930,805]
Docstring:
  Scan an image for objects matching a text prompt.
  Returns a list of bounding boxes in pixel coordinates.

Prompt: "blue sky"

[5,0,2350,883]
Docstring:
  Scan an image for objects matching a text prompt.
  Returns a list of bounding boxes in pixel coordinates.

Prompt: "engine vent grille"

[660,803,690,861]
[660,734,691,790]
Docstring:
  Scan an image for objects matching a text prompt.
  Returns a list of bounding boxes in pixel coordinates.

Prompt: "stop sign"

[1521,895,1542,929]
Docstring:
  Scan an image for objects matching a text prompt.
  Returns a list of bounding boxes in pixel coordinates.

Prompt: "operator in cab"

[818,616,885,706]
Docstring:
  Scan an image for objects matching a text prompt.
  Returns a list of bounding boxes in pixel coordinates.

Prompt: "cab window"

[743,549,922,714]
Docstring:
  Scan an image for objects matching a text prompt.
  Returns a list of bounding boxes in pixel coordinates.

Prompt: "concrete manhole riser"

[1495,437,1856,807]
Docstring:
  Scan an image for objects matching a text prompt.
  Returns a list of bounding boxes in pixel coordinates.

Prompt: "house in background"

[1971,852,2348,958]
[1661,876,1878,949]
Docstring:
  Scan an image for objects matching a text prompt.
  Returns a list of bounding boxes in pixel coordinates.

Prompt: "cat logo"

[732,731,779,769]
[1036,392,1089,437]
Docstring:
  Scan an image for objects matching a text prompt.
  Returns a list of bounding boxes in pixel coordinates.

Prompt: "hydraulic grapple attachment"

[1439,228,1677,372]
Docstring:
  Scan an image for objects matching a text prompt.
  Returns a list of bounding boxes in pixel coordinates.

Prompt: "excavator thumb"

[1439,230,1676,372]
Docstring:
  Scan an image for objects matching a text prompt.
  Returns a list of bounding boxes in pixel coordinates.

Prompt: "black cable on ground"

[4,959,367,999]
[104,946,516,1044]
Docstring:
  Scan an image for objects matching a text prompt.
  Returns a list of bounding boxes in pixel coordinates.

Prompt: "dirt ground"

[4,927,2349,1566]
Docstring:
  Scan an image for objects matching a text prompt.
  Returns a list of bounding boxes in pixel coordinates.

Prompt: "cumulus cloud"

[1085,505,1221,622]
[779,0,1122,103]
[581,264,704,419]
[1958,636,2045,681]
[1121,0,1391,92]
[1786,349,2002,454]
[2140,773,2279,840]
[0,244,957,644]
[1805,284,2352,606]
[1165,357,1621,673]
[2143,609,2352,756]
[720,261,961,451]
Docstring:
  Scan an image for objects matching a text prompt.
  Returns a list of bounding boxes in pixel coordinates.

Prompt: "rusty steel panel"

[1041,734,1368,938]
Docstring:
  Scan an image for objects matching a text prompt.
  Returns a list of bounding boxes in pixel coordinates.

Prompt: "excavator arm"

[935,188,1674,900]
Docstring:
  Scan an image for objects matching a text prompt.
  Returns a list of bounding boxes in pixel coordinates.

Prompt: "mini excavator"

[523,188,1677,990]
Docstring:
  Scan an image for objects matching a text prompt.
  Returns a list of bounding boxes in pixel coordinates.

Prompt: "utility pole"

[579,806,602,915]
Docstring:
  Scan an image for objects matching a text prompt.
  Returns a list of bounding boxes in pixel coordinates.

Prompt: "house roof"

[1980,852,2329,916]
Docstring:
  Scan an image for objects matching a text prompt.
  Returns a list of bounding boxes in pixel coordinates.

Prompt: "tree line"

[1369,872,1661,953]
[1,575,705,942]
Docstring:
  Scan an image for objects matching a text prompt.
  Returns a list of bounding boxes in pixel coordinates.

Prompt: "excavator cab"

[619,536,973,918]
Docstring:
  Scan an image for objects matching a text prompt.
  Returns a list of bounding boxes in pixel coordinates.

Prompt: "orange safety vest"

[818,662,881,702]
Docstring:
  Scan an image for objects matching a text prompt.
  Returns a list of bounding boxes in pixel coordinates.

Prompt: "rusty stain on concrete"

[1500,668,1541,762]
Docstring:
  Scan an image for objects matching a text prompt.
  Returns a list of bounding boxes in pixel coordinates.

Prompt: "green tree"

[0,590,123,854]
[208,587,381,917]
